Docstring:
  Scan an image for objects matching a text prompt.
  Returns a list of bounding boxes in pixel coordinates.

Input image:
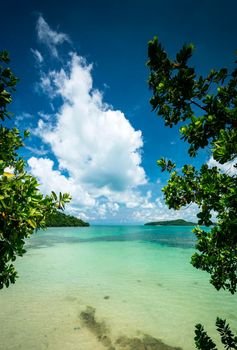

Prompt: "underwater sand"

[0,226,236,349]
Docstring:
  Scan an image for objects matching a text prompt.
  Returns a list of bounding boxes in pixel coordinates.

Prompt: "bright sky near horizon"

[1,0,237,223]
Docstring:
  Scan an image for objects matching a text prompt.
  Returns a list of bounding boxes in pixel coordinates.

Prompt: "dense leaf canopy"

[46,210,89,227]
[147,37,237,294]
[147,36,237,349]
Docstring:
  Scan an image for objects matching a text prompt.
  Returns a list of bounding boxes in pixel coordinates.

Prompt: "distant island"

[145,219,196,226]
[46,210,90,227]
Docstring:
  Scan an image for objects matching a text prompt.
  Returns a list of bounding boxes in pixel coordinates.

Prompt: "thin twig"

[190,99,207,111]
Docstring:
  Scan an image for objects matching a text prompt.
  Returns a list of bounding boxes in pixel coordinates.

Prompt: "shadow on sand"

[80,306,182,350]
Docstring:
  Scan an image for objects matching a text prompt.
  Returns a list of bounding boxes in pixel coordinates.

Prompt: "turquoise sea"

[0,225,236,349]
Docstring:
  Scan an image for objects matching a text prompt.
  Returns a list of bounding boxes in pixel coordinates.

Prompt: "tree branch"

[190,99,207,111]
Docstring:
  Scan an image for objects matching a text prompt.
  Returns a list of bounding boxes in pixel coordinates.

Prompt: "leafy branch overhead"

[148,36,237,161]
[0,51,71,289]
[148,36,237,348]
[147,36,237,294]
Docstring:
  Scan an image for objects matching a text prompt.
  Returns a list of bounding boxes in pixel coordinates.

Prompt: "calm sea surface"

[0,225,236,349]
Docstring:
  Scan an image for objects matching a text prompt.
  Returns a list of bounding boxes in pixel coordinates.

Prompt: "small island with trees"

[145,219,196,226]
[46,211,90,227]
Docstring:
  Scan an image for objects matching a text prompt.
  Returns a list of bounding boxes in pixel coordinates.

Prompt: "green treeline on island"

[145,219,196,226]
[46,210,90,227]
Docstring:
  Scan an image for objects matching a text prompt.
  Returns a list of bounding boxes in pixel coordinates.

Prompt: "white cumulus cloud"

[28,16,197,223]
[28,26,149,220]
[34,53,146,194]
[28,157,95,208]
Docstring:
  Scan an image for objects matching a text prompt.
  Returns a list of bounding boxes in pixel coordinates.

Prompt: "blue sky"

[1,0,237,223]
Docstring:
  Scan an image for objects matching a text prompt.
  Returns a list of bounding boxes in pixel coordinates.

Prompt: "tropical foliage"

[0,51,71,289]
[195,318,237,350]
[46,210,89,227]
[145,219,196,226]
[147,37,237,348]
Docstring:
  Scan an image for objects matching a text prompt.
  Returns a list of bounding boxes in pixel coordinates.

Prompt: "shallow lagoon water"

[0,226,236,349]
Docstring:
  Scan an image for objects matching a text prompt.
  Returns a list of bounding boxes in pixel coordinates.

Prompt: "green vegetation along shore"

[46,210,89,227]
[145,219,196,226]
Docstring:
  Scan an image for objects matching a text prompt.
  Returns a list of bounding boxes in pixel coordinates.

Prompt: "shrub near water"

[46,210,89,227]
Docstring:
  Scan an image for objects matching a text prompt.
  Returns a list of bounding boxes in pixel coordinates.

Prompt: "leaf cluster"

[147,36,237,161]
[195,318,237,350]
[147,37,237,349]
[147,37,237,294]
[0,51,19,121]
